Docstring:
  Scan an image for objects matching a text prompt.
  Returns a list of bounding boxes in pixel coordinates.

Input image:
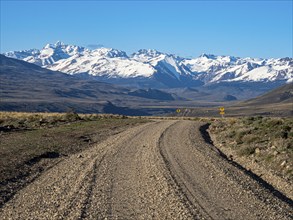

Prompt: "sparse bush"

[273,130,288,139]
[237,145,257,157]
[242,134,258,144]
[228,118,237,124]
[267,118,283,127]
[265,154,274,162]
[228,130,236,138]
[64,111,81,122]
[235,128,251,144]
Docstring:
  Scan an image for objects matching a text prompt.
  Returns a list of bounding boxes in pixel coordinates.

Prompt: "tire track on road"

[0,122,155,219]
[158,121,213,220]
[0,120,292,219]
[158,120,292,220]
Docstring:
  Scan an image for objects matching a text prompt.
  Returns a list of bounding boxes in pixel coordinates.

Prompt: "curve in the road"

[0,120,292,220]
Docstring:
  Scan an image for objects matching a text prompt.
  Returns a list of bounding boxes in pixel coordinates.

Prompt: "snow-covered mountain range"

[4,41,293,87]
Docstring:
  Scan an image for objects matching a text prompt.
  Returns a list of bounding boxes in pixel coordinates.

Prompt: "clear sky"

[1,0,292,58]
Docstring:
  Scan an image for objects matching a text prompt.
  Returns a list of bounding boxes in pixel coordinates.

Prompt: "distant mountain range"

[1,53,292,116]
[0,54,177,115]
[4,41,293,88]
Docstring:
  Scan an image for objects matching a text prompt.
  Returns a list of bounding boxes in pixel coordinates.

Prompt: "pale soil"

[0,120,292,219]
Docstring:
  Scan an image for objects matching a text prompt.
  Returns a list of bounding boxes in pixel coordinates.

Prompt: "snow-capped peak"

[132,49,171,65]
[14,42,88,66]
[199,53,217,59]
[44,41,66,49]
[92,48,128,58]
[133,49,163,57]
[198,54,238,63]
[44,43,53,49]
[54,40,65,47]
[3,49,40,60]
[3,42,293,85]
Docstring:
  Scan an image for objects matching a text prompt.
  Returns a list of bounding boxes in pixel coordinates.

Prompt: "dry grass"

[0,111,128,120]
[0,111,131,130]
[209,116,293,181]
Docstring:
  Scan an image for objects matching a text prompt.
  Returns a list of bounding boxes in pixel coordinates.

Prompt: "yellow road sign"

[176,109,181,113]
[219,111,225,115]
[219,107,225,111]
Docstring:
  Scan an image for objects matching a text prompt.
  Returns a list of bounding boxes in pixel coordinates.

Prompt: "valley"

[1,53,292,116]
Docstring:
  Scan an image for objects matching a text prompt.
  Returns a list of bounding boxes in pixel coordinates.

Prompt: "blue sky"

[1,1,292,58]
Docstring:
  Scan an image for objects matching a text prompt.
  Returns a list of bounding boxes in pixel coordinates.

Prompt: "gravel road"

[0,120,292,219]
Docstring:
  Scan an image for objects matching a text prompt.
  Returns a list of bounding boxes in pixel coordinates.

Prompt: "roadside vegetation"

[209,116,293,181]
[0,111,149,207]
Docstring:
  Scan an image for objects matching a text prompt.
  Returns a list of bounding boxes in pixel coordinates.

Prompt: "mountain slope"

[225,82,293,116]
[0,55,176,115]
[242,82,293,105]
[172,82,293,117]
[128,88,175,101]
[4,42,292,88]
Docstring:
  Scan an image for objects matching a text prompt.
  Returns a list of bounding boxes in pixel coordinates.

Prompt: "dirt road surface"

[0,120,292,219]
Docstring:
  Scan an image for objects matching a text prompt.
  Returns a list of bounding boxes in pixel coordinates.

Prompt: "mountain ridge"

[3,41,293,88]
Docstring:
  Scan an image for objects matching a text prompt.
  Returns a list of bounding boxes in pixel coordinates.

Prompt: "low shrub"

[242,134,258,144]
[237,145,257,157]
[64,112,81,122]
